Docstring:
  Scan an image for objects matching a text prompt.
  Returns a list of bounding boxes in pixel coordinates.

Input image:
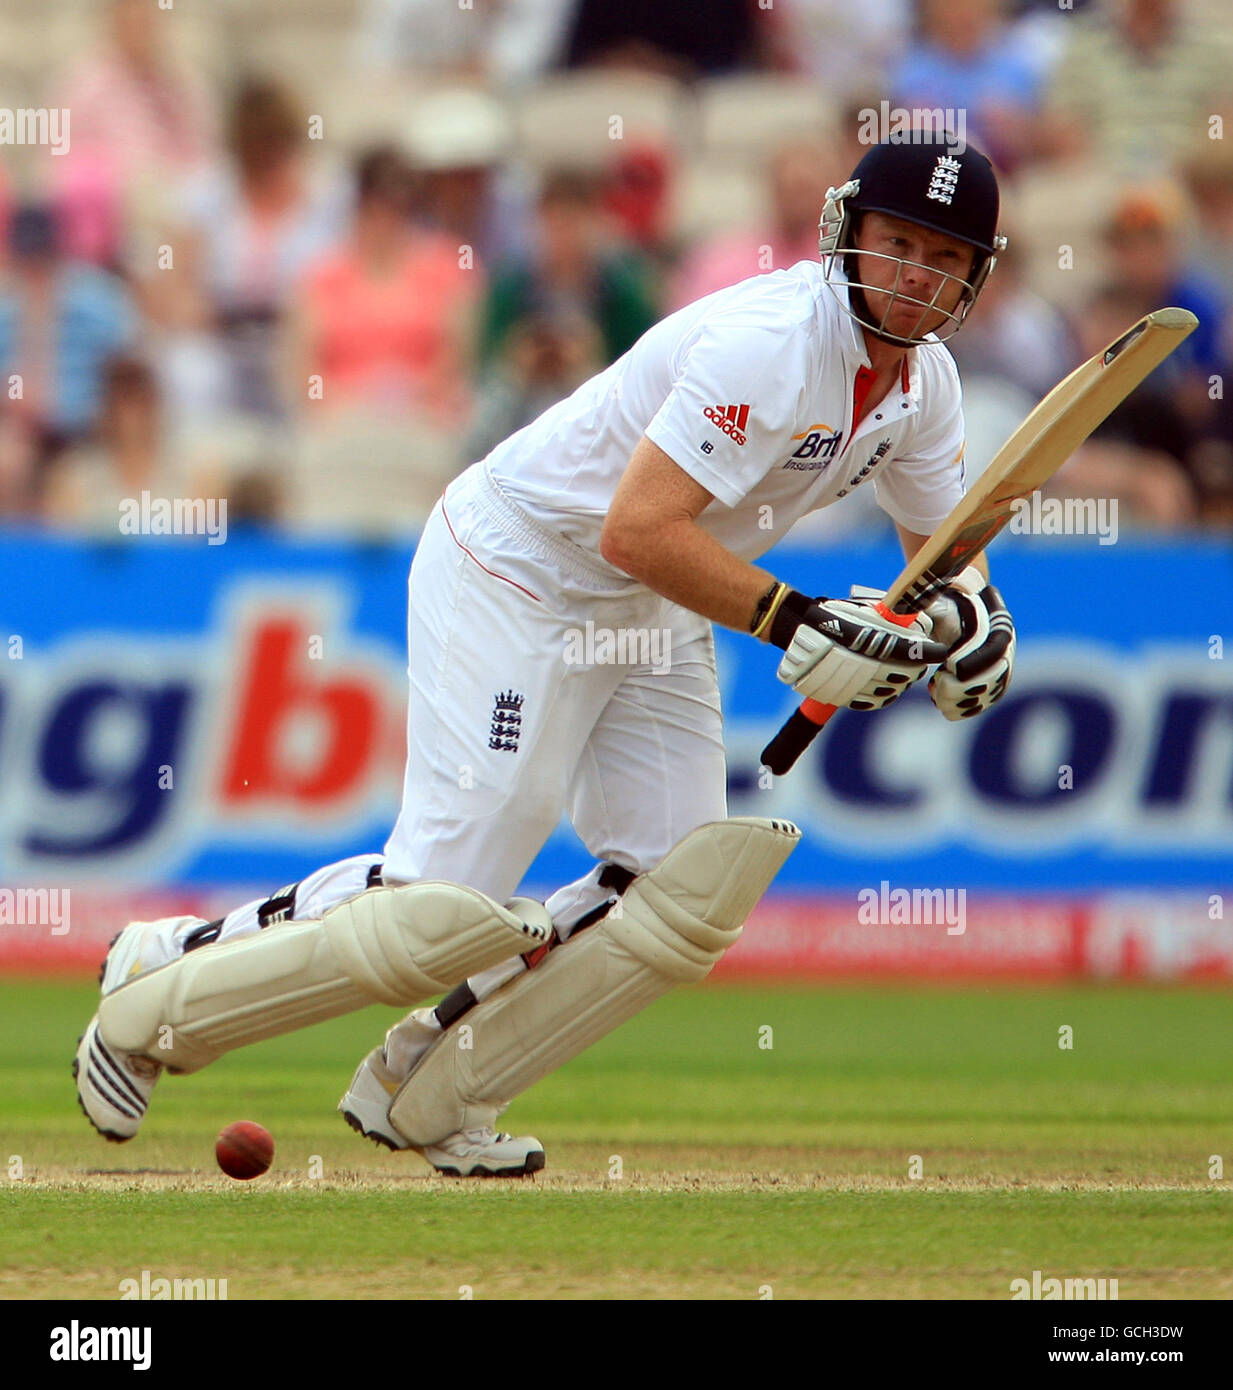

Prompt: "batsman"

[76,137,1016,1176]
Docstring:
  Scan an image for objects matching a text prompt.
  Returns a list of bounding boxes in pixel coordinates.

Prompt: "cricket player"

[75,137,1016,1176]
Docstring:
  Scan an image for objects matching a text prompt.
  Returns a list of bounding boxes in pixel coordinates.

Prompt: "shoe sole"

[341,1106,545,1177]
[431,1149,546,1179]
[339,1106,405,1152]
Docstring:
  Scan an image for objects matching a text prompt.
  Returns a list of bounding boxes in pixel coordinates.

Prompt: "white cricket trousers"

[384,461,728,900]
[201,461,728,954]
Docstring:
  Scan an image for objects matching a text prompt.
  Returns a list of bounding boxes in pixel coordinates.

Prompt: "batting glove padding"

[773,594,946,710]
[928,577,1016,720]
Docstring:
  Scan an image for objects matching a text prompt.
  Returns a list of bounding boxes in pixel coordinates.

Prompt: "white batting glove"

[839,584,935,710]
[776,596,942,709]
[927,567,1016,720]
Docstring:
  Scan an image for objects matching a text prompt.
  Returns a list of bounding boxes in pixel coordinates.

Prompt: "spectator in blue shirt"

[0,205,138,508]
[891,0,1050,171]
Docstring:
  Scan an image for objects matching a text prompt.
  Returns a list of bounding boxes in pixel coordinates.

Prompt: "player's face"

[853,213,977,340]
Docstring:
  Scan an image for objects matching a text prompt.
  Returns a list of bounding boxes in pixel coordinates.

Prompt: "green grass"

[2,979,1231,1298]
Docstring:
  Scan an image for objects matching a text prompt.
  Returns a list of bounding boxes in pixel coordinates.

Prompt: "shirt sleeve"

[872,352,966,534]
[644,313,806,508]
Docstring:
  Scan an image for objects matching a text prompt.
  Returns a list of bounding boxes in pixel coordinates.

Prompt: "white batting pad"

[388,817,800,1146]
[97,882,548,1073]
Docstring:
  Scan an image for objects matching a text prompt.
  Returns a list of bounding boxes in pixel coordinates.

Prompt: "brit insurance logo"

[782,423,844,472]
[703,402,750,445]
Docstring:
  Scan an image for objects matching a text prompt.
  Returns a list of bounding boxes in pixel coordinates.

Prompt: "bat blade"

[884,306,1196,614]
[761,306,1197,776]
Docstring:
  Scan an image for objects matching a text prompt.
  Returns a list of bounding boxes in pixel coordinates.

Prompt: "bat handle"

[760,600,915,776]
[760,700,837,774]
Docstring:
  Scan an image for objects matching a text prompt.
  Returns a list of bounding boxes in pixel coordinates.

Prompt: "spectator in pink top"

[289,148,480,427]
[669,138,834,309]
[49,0,218,267]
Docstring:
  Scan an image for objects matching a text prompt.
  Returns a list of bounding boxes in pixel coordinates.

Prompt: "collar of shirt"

[827,273,922,442]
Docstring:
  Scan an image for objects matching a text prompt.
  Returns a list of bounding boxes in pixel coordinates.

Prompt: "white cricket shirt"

[483,262,966,571]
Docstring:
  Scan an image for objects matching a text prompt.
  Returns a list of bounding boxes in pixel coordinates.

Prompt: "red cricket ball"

[215,1121,274,1180]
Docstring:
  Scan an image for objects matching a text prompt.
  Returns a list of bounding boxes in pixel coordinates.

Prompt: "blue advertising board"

[1,527,1229,893]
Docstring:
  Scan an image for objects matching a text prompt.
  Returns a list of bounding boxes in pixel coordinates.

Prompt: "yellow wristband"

[750,581,789,641]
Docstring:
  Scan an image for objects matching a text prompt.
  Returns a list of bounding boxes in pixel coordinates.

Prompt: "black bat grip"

[761,707,825,775]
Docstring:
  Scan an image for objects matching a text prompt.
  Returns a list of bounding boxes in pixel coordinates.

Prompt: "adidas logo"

[703,403,750,445]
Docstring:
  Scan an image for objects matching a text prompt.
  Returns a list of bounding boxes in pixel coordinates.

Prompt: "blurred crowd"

[0,0,1231,536]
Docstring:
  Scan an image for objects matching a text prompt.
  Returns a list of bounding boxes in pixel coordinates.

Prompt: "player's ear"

[840,210,865,276]
[965,234,1005,304]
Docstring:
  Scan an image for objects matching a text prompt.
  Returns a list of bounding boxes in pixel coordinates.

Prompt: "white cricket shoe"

[73,917,200,1142]
[338,1045,410,1150]
[339,1003,452,1149]
[339,1023,545,1176]
[420,1128,546,1179]
[72,1017,162,1142]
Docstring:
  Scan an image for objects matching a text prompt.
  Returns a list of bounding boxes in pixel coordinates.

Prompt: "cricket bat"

[760,306,1198,775]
